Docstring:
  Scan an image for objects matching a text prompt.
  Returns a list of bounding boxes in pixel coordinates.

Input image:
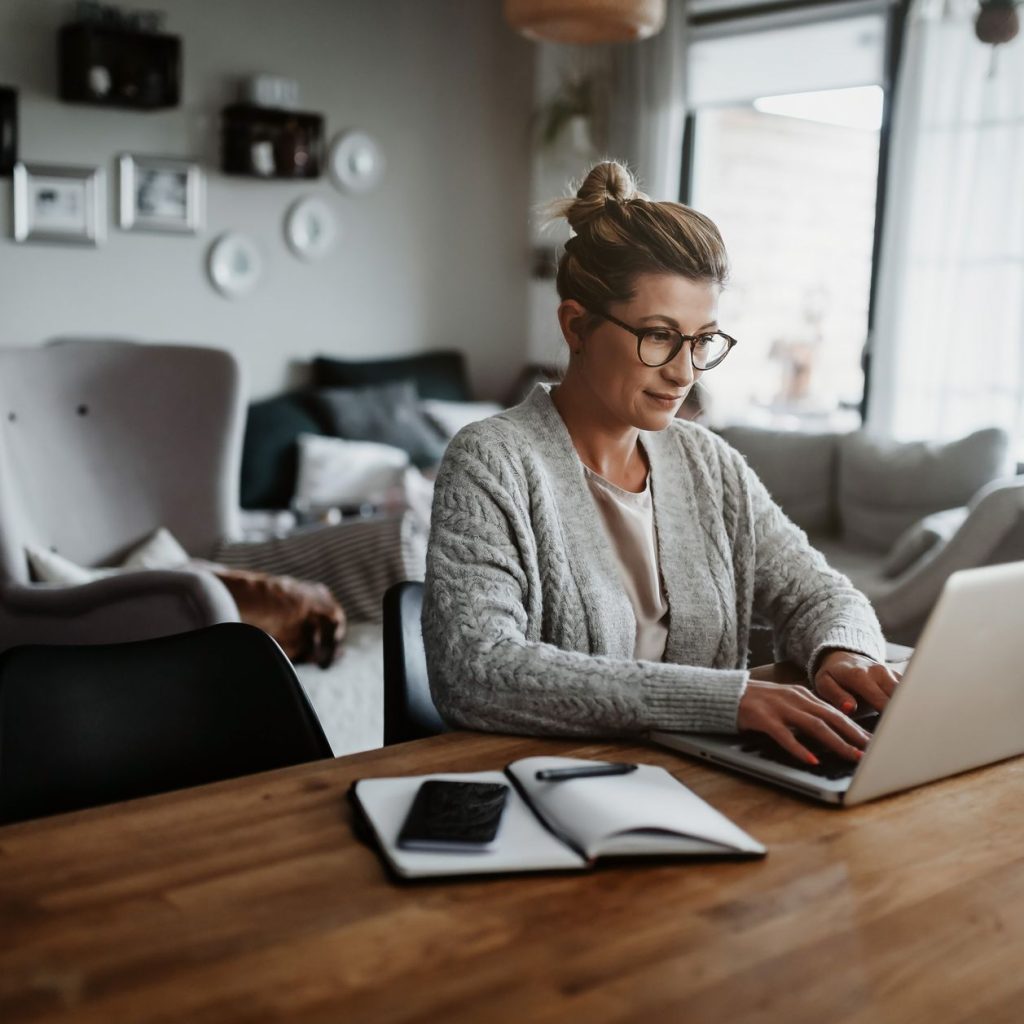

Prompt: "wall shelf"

[221,104,324,179]
[58,22,181,111]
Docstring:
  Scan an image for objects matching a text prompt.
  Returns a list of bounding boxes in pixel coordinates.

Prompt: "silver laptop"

[650,561,1024,806]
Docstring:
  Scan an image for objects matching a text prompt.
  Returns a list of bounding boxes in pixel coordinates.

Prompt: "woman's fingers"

[791,711,866,761]
[815,671,859,713]
[738,681,873,765]
[762,722,821,766]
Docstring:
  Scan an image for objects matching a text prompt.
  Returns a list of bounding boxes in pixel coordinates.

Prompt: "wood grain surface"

[1,728,1021,1024]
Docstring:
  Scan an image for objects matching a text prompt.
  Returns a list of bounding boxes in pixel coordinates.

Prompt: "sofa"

[718,424,1024,645]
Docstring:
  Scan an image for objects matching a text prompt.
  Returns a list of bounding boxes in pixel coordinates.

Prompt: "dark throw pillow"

[312,350,471,402]
[240,393,326,510]
[308,380,448,469]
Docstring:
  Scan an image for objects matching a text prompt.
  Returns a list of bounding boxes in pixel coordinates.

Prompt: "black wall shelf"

[58,22,181,110]
[221,104,324,179]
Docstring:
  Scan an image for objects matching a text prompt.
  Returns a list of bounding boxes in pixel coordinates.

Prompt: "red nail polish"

[842,700,855,713]
[806,753,819,766]
[854,750,863,760]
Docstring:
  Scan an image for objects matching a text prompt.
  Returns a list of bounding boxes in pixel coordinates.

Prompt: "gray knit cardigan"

[421,383,885,738]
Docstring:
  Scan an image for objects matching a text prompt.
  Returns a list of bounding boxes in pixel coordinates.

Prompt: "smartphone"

[396,780,509,852]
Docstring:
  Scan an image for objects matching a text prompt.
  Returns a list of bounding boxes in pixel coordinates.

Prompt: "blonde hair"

[547,161,730,317]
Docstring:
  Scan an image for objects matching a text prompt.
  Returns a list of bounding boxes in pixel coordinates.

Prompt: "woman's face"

[560,273,720,432]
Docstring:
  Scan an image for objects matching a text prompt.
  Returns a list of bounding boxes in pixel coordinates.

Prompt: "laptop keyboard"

[738,711,881,781]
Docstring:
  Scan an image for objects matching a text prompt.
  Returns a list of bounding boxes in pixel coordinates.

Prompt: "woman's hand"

[737,679,871,766]
[813,649,902,714]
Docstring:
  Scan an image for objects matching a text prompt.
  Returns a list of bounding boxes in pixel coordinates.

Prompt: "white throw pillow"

[121,526,190,569]
[293,433,411,509]
[26,526,192,584]
[25,547,111,585]
[419,398,503,439]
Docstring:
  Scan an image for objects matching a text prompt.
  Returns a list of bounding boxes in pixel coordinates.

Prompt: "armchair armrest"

[872,478,1024,637]
[0,569,239,651]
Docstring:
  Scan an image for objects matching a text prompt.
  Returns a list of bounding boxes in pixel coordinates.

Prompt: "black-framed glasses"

[595,310,738,370]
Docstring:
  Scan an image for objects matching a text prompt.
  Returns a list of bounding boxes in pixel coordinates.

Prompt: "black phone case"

[396,780,509,847]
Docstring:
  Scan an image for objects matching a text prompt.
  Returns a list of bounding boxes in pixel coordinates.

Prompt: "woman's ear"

[557,299,590,356]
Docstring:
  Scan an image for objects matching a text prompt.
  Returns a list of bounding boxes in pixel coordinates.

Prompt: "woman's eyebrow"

[638,315,719,332]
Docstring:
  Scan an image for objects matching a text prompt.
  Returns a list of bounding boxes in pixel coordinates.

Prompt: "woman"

[421,161,899,766]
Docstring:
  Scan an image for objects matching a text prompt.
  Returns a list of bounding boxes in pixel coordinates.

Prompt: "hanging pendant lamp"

[974,0,1020,45]
[504,0,667,44]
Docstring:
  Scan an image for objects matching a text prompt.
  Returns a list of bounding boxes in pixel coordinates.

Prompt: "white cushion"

[121,526,190,570]
[26,526,191,584]
[419,399,503,439]
[26,547,111,585]
[293,433,411,509]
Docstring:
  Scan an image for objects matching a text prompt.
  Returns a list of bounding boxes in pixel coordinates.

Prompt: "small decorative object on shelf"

[284,196,337,261]
[221,104,324,179]
[242,74,300,111]
[12,162,105,246]
[0,86,16,176]
[328,130,385,194]
[118,154,203,234]
[207,232,263,298]
[58,4,181,111]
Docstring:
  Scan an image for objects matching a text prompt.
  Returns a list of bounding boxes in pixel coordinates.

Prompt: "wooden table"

[2,730,1022,1024]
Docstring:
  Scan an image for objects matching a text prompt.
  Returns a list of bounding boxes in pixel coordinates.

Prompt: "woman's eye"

[649,330,676,343]
[694,335,713,349]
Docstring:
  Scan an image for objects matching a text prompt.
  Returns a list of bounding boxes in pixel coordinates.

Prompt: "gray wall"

[0,0,534,400]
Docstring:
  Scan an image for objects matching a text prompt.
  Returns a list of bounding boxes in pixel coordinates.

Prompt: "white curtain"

[866,0,1024,454]
[605,0,689,200]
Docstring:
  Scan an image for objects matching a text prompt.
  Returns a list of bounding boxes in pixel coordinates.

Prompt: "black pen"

[534,762,639,781]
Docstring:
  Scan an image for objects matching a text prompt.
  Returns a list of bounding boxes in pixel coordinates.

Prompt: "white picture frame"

[13,162,104,246]
[118,154,204,234]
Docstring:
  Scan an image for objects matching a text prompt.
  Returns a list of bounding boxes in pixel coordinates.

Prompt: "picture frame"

[118,154,203,234]
[13,162,104,245]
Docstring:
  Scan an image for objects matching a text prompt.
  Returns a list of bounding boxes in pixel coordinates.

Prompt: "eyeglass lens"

[639,331,731,369]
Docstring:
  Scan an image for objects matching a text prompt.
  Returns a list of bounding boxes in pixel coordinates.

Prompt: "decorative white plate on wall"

[207,232,263,298]
[328,130,385,194]
[284,196,337,261]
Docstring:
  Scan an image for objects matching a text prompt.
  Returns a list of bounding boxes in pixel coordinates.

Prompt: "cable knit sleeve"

[736,448,887,681]
[421,430,749,738]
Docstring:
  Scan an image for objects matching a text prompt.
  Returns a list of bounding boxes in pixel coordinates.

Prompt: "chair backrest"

[0,622,331,825]
[382,580,448,745]
[0,340,244,583]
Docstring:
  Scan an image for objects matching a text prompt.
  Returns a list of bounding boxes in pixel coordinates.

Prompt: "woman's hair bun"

[546,160,650,234]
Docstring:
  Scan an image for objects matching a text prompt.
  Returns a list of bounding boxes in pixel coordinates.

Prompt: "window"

[685,6,890,430]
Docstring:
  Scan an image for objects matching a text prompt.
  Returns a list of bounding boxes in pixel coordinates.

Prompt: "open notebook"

[349,756,765,880]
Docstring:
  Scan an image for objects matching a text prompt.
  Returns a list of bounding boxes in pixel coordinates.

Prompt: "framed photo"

[118,154,203,234]
[13,163,104,245]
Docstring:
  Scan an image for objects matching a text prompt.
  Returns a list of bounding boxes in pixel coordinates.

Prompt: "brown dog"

[201,564,347,668]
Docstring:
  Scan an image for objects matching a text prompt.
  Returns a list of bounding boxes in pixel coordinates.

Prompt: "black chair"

[382,581,449,745]
[0,622,331,825]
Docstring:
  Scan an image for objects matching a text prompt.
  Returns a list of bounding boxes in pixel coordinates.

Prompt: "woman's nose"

[662,345,696,386]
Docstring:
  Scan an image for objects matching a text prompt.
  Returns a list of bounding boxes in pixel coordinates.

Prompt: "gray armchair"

[718,423,1024,646]
[0,341,243,653]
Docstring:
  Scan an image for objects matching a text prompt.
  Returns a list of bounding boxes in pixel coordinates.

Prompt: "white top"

[583,464,670,662]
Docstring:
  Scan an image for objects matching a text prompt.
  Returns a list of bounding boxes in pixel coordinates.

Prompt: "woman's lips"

[645,390,683,406]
